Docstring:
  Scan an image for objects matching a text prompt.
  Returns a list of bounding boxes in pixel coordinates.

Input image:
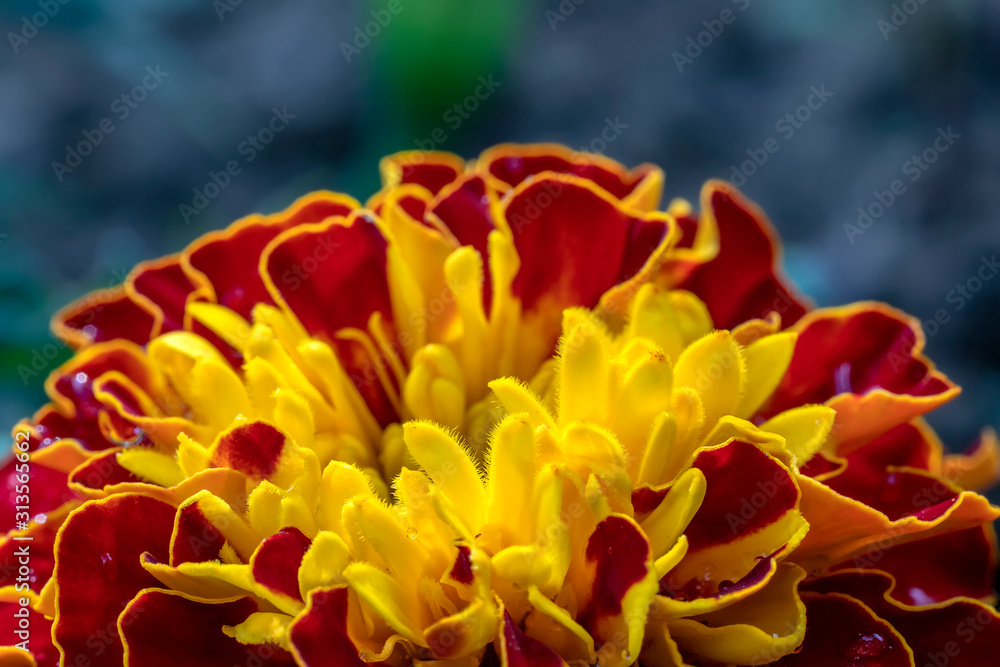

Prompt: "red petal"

[40,342,155,451]
[127,256,196,336]
[53,286,155,349]
[771,592,912,666]
[185,192,356,320]
[209,421,287,480]
[835,526,997,605]
[825,465,960,522]
[251,527,311,601]
[380,151,465,195]
[169,501,226,566]
[67,450,141,492]
[262,213,397,425]
[805,570,1000,666]
[430,175,497,309]
[52,494,175,667]
[0,601,56,666]
[0,457,70,534]
[0,511,63,595]
[120,590,295,666]
[496,609,566,667]
[506,176,669,315]
[763,304,959,446]
[678,182,808,329]
[480,143,654,201]
[289,587,365,667]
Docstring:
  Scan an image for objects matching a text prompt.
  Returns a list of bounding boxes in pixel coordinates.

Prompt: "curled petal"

[676,181,808,330]
[185,191,358,319]
[834,526,997,605]
[666,440,806,590]
[52,285,155,349]
[942,428,1000,492]
[378,150,465,197]
[477,142,663,211]
[765,303,960,448]
[126,255,197,337]
[505,174,674,376]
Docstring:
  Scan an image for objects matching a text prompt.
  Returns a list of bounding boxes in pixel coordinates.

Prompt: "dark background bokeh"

[1,1,998,497]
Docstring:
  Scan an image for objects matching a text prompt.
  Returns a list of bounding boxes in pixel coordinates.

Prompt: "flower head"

[2,144,998,667]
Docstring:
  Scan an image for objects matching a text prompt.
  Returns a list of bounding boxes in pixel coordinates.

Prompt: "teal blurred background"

[0,0,998,475]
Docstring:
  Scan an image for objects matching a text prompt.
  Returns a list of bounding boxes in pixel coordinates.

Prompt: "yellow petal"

[344,562,428,646]
[736,331,797,419]
[298,530,352,597]
[403,421,485,532]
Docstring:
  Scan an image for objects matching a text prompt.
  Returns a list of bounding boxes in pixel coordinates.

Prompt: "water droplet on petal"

[621,649,631,661]
[843,632,887,658]
[480,195,490,205]
[406,526,417,539]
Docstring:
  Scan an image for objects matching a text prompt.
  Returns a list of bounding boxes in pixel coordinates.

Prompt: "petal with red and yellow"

[764,303,960,449]
[0,500,72,599]
[674,181,809,330]
[288,587,366,667]
[261,211,401,426]
[52,285,155,350]
[119,589,296,666]
[374,150,466,204]
[768,590,914,666]
[28,341,163,460]
[493,608,568,667]
[662,440,807,598]
[790,467,998,574]
[51,494,175,667]
[573,515,658,667]
[475,143,664,213]
[663,563,807,666]
[653,195,719,287]
[503,174,677,378]
[0,586,56,667]
[804,570,1000,667]
[833,525,997,605]
[0,454,70,535]
[183,191,359,321]
[124,254,198,338]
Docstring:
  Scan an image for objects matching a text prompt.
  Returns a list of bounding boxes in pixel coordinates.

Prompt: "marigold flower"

[2,144,998,666]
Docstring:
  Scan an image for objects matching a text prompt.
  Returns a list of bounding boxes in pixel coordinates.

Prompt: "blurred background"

[1,0,998,495]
